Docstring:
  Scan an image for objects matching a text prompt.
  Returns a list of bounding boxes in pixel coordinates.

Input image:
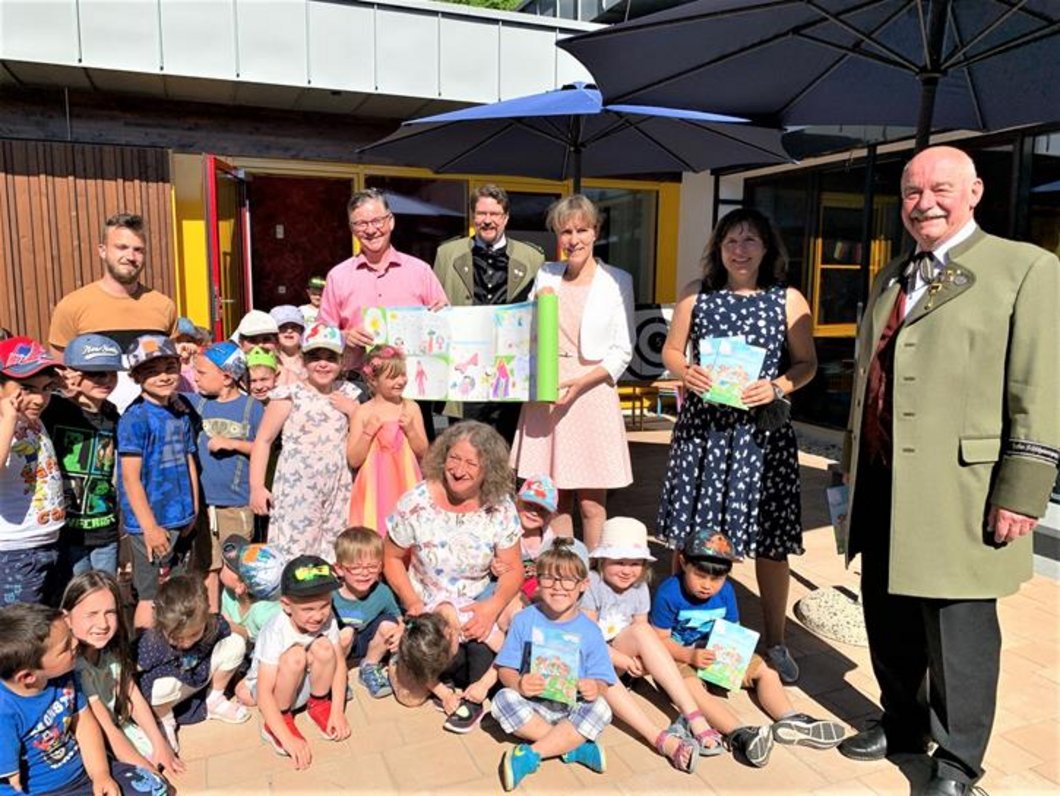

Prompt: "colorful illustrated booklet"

[525,624,580,706]
[696,618,760,691]
[362,295,558,403]
[698,335,767,410]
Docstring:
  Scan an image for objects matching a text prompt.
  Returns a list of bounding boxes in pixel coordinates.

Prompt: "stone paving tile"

[166,427,1058,794]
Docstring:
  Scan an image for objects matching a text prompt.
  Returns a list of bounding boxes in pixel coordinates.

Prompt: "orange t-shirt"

[49,281,178,351]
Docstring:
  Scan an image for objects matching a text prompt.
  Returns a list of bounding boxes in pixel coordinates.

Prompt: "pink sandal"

[683,709,725,757]
[655,730,700,773]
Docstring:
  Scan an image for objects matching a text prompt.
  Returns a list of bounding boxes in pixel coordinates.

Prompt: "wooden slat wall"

[0,140,173,342]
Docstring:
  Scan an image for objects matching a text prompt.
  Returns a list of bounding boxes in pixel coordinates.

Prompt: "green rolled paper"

[534,292,559,401]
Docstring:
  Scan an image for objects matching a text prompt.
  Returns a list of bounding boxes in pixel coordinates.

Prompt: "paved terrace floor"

[175,419,1059,795]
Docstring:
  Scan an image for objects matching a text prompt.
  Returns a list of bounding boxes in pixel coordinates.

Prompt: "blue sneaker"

[358,662,393,698]
[501,744,540,791]
[561,740,606,773]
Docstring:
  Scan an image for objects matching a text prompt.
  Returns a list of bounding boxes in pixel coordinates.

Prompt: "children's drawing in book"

[699,337,766,410]
[696,618,760,691]
[528,625,580,706]
[826,484,849,556]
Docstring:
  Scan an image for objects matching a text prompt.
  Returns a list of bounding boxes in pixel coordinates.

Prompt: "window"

[583,187,657,302]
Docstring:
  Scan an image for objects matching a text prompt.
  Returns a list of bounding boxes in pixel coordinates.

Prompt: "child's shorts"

[193,505,254,571]
[678,652,765,689]
[49,761,171,796]
[491,688,611,741]
[347,613,398,662]
[149,634,247,707]
[128,529,193,602]
[0,543,59,606]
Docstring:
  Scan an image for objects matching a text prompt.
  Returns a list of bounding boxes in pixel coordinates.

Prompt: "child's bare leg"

[684,676,740,735]
[613,624,715,739]
[750,666,791,720]
[604,682,686,760]
[529,719,586,759]
[205,569,220,614]
[306,636,337,696]
[274,646,310,710]
[362,620,397,666]
[134,600,154,630]
[338,626,355,661]
[484,624,505,653]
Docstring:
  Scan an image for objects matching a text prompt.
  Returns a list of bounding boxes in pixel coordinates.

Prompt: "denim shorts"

[0,544,60,606]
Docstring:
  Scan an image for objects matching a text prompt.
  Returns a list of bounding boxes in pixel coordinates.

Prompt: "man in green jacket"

[433,185,545,442]
[837,146,1059,795]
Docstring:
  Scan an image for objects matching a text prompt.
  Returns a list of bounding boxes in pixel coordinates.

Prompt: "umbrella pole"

[914,0,951,152]
[572,147,582,194]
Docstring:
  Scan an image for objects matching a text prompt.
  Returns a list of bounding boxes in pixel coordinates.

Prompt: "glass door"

[204,156,252,340]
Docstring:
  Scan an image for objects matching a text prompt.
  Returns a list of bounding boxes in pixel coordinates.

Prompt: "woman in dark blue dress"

[656,208,817,684]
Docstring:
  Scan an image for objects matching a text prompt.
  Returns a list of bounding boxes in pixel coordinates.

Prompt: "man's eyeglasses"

[351,214,392,233]
[537,574,579,590]
[474,210,506,220]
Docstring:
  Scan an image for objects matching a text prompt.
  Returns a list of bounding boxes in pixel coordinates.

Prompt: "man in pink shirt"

[319,188,448,436]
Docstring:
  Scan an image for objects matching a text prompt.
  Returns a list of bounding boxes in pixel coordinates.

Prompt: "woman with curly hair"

[383,421,523,729]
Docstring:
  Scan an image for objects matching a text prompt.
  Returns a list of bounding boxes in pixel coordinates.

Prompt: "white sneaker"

[766,645,800,684]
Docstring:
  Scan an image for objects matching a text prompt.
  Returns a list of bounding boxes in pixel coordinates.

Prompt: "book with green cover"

[696,618,759,691]
[528,625,580,706]
[698,336,767,410]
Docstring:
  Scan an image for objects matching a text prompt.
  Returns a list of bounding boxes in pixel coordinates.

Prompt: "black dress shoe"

[918,776,971,796]
[837,723,929,761]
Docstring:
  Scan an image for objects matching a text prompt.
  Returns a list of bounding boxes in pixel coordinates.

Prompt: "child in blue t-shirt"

[188,341,263,613]
[331,527,401,699]
[117,336,199,630]
[0,602,169,796]
[650,530,846,768]
[491,537,615,792]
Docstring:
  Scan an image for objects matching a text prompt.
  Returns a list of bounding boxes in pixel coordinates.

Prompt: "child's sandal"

[655,730,700,774]
[684,710,726,757]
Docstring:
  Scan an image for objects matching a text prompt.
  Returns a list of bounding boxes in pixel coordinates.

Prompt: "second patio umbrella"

[359,82,791,192]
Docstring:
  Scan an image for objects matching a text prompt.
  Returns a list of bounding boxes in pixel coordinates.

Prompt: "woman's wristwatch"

[770,382,786,401]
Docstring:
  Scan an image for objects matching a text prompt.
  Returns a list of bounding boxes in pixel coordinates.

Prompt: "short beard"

[106,261,143,285]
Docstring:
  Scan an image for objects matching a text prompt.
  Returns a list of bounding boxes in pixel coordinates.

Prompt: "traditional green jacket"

[432,235,544,307]
[841,228,1060,598]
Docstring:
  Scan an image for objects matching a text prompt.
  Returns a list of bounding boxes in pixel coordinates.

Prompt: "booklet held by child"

[697,618,760,691]
[524,625,581,706]
[698,336,767,410]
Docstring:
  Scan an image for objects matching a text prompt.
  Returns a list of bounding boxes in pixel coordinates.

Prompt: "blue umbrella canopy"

[359,82,791,191]
[559,0,1060,150]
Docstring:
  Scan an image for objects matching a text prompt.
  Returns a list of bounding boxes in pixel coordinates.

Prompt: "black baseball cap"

[280,555,340,598]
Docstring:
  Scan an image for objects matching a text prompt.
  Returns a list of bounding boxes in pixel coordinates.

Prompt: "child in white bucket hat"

[583,517,725,773]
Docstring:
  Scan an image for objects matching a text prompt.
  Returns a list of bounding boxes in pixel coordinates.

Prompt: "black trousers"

[854,459,1000,784]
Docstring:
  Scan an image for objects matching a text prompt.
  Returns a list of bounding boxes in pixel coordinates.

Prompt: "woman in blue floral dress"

[657,208,817,685]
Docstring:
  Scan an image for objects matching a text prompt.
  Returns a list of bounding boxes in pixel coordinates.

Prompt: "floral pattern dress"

[268,381,359,563]
[386,481,521,609]
[656,285,802,560]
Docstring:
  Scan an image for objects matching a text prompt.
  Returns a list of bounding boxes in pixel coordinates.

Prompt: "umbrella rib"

[940,0,1027,67]
[947,4,987,130]
[677,119,790,162]
[431,121,525,172]
[804,0,920,72]
[947,20,1060,70]
[622,122,700,172]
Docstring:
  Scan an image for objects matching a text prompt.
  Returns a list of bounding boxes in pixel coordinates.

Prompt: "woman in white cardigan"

[510,195,634,550]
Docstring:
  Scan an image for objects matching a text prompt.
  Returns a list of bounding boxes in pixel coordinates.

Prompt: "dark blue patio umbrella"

[559,0,1060,151]
[359,82,791,192]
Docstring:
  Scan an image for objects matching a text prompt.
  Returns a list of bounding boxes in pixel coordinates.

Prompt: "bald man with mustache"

[837,146,1059,795]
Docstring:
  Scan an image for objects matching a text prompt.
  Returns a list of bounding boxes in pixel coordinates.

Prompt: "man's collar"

[354,247,400,271]
[473,235,506,252]
[921,219,978,263]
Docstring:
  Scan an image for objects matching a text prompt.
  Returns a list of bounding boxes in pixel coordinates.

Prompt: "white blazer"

[531,260,635,384]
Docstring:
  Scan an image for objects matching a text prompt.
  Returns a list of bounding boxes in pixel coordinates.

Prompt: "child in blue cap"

[42,333,124,577]
[187,341,264,613]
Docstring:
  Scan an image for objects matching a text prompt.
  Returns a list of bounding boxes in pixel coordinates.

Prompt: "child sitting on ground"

[269,306,307,386]
[332,527,402,698]
[389,612,498,734]
[43,334,123,578]
[346,345,427,535]
[492,475,558,625]
[138,575,249,753]
[117,335,199,629]
[189,341,263,612]
[62,572,183,776]
[0,337,65,606]
[584,517,723,773]
[242,555,349,769]
[650,530,846,768]
[0,602,169,796]
[246,347,279,403]
[491,537,616,791]
[219,535,284,643]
